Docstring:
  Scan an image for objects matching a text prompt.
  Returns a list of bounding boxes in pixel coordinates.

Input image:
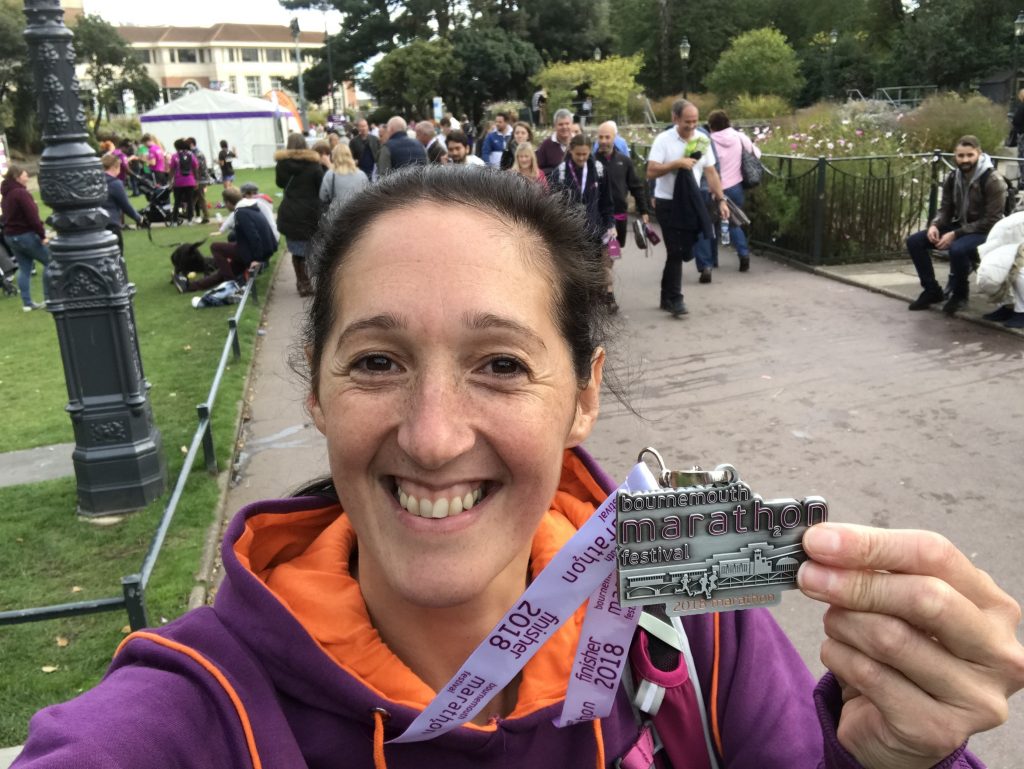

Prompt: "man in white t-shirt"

[646,99,730,317]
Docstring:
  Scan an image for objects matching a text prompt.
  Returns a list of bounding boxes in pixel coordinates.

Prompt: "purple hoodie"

[12,448,983,769]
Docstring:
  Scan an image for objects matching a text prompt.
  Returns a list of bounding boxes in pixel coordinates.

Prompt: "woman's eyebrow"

[463,312,548,351]
[335,313,406,350]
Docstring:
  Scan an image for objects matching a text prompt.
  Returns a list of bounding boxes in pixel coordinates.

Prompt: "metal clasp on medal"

[638,447,738,489]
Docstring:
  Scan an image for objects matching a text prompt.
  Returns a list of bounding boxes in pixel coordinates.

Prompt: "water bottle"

[720,219,731,246]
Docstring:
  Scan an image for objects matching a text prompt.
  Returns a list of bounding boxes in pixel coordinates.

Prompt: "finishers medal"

[616,448,828,616]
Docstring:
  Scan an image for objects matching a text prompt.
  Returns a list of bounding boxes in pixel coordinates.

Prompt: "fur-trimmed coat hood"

[274,149,325,241]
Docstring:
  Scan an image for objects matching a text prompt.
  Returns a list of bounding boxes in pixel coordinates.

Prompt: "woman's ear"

[566,348,604,448]
[305,346,327,435]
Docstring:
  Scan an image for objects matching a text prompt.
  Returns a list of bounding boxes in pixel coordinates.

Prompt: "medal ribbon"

[389,461,659,743]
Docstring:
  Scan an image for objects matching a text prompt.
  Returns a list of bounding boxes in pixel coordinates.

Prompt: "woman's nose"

[396,372,475,470]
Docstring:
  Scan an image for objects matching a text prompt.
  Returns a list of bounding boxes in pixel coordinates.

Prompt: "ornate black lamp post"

[826,29,838,101]
[23,0,166,516]
[290,18,309,131]
[678,37,690,98]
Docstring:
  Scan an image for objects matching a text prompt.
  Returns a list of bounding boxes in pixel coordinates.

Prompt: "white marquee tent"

[139,89,291,170]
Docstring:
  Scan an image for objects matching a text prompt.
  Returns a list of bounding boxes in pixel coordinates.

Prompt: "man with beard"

[905,135,1006,315]
[646,99,729,318]
[594,121,650,248]
[445,131,485,167]
[536,108,575,177]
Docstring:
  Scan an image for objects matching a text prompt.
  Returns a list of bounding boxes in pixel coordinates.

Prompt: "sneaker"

[942,296,967,316]
[172,273,189,294]
[699,268,712,284]
[1003,312,1024,328]
[982,305,1015,322]
[22,302,43,312]
[669,298,688,318]
[739,257,750,272]
[907,286,944,311]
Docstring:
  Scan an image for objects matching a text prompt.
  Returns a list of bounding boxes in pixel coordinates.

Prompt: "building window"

[176,48,198,64]
[227,48,237,62]
[241,48,260,63]
[270,77,282,91]
[246,76,261,97]
[265,48,283,62]
[135,49,152,64]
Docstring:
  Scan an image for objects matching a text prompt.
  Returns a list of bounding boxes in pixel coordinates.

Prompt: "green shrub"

[94,115,141,141]
[706,28,804,104]
[899,92,1009,155]
[729,93,791,120]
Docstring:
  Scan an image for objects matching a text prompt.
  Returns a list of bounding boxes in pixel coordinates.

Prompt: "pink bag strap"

[616,722,661,769]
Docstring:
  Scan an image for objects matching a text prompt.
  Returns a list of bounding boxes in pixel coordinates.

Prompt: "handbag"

[726,197,750,227]
[740,145,764,189]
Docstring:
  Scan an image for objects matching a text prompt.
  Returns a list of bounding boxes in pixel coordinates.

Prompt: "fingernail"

[798,561,832,595]
[805,525,840,555]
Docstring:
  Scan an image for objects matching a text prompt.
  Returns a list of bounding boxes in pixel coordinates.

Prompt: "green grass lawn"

[0,168,281,745]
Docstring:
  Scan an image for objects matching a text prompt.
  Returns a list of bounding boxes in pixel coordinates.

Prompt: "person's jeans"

[723,184,750,258]
[654,200,699,303]
[6,232,50,307]
[906,225,986,298]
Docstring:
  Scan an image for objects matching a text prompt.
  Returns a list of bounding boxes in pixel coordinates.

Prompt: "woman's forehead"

[336,202,555,300]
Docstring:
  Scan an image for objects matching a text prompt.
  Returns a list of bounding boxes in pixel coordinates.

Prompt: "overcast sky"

[82,0,343,33]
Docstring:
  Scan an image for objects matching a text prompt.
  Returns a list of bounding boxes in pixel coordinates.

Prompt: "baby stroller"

[139,184,181,233]
[0,235,18,298]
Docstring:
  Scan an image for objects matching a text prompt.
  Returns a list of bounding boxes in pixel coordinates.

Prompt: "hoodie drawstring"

[593,718,606,769]
[371,708,390,769]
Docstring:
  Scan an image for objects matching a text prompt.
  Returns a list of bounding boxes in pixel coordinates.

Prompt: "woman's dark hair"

[220,139,228,149]
[3,163,26,182]
[173,138,187,152]
[569,133,590,149]
[707,110,731,132]
[286,133,307,151]
[300,165,611,396]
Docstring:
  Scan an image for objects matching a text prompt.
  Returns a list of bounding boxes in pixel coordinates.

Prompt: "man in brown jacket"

[905,135,1007,315]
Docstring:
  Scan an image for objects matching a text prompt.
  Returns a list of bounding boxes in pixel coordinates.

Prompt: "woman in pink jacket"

[708,110,760,271]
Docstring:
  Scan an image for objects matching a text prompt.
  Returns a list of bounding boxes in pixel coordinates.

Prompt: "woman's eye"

[485,357,527,377]
[355,354,396,373]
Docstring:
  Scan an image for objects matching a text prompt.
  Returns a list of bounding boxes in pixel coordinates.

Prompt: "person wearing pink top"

[708,109,760,271]
[168,138,199,222]
[142,133,167,185]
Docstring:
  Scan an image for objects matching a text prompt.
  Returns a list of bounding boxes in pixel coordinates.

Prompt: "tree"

[0,0,36,150]
[536,54,643,122]
[73,15,159,134]
[705,27,805,104]
[447,26,542,121]
[368,39,460,118]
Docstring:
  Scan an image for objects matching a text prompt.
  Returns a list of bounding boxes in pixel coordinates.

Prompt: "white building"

[114,23,356,111]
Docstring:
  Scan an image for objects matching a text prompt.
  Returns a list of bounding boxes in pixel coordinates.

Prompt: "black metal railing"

[746,150,1020,265]
[0,276,261,631]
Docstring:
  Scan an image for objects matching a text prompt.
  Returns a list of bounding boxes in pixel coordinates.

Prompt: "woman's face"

[516,151,533,172]
[310,203,602,608]
[18,170,29,185]
[513,125,530,145]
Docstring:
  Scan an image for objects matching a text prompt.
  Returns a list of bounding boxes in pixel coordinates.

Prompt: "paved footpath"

[2,240,1021,766]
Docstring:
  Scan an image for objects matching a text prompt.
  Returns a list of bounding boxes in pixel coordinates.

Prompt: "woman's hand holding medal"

[798,523,1024,769]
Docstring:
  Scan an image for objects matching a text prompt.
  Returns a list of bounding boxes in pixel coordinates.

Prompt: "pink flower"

[790,143,799,150]
[855,129,864,137]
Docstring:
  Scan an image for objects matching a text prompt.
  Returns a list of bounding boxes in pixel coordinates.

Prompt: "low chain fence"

[0,275,261,632]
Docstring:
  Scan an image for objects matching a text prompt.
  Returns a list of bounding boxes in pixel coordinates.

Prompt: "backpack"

[979,168,1015,217]
[194,150,209,181]
[178,151,194,177]
[740,146,764,189]
[192,280,243,308]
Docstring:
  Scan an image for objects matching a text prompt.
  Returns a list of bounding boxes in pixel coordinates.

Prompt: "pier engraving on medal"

[615,463,828,617]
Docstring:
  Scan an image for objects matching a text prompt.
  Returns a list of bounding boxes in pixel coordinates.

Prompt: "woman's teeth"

[397,486,483,519]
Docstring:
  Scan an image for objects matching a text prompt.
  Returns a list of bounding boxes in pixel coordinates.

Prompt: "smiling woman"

[12,167,1024,769]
